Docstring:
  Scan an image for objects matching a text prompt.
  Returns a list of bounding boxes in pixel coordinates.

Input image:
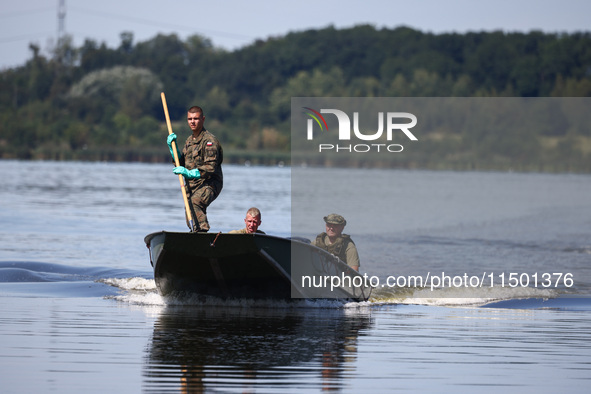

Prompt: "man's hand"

[173,166,201,179]
[166,133,181,159]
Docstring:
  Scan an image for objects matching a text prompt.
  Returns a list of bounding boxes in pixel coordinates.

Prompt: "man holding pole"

[167,105,223,232]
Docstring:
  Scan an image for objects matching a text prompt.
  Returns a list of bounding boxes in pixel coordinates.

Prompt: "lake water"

[1,160,590,393]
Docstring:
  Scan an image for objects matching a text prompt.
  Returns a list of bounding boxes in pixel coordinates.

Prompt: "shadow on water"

[143,305,373,392]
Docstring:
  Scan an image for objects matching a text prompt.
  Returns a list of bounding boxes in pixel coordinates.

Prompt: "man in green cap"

[313,213,360,271]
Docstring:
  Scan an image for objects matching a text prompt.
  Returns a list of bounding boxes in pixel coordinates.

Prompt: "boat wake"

[107,285,364,310]
[369,283,572,308]
[0,261,151,298]
[104,275,582,311]
[3,261,587,311]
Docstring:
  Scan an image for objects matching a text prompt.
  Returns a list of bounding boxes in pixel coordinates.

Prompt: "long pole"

[161,92,196,232]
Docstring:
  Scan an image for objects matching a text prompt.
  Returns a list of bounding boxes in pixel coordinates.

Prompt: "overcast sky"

[1,0,590,69]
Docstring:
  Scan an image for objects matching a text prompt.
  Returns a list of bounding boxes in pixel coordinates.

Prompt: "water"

[1,161,590,393]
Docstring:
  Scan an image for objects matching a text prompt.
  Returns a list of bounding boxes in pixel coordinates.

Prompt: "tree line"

[0,25,590,170]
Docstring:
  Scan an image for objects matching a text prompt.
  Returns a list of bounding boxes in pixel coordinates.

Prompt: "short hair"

[246,207,261,219]
[188,106,204,116]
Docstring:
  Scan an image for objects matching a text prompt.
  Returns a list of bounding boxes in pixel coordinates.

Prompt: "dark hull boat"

[144,231,372,301]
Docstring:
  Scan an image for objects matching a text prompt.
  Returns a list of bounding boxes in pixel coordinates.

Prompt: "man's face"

[245,214,261,233]
[187,112,205,133]
[325,223,344,238]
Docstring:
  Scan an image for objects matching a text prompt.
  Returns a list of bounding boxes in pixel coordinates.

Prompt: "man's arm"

[198,137,222,178]
[345,241,360,271]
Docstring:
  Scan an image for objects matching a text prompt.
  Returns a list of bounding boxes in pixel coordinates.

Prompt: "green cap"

[323,213,346,226]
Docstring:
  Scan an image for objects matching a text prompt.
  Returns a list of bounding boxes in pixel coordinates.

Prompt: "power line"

[0,7,54,19]
[68,5,254,42]
[0,4,256,49]
[0,6,55,45]
[0,32,54,44]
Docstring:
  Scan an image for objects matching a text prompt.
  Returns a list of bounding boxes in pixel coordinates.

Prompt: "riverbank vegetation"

[1,25,590,171]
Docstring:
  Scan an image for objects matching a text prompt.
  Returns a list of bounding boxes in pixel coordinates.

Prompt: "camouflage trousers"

[185,180,222,232]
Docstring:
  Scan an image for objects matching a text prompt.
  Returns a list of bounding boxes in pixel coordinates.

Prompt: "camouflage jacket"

[313,233,360,267]
[179,129,223,190]
[228,228,266,234]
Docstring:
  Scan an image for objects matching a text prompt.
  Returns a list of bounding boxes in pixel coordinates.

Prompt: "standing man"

[313,214,360,271]
[229,207,266,234]
[167,106,223,232]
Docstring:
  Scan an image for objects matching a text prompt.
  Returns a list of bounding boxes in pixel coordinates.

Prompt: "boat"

[144,231,372,301]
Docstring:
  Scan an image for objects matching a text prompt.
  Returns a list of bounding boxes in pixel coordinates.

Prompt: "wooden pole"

[161,92,196,232]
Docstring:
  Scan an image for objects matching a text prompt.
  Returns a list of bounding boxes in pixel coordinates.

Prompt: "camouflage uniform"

[313,233,360,268]
[179,129,223,232]
[228,228,266,234]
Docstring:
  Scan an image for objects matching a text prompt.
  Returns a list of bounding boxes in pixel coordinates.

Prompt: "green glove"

[166,133,182,159]
[173,166,201,179]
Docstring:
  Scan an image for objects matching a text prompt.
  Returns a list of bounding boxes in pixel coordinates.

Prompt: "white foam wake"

[371,284,560,307]
[101,277,361,309]
[101,276,562,309]
[99,277,157,291]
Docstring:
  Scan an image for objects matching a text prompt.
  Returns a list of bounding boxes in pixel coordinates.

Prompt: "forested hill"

[1,25,590,170]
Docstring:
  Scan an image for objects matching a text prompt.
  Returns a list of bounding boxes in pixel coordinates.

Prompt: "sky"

[1,0,590,69]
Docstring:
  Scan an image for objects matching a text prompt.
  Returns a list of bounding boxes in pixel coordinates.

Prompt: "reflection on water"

[144,306,373,392]
[2,161,591,392]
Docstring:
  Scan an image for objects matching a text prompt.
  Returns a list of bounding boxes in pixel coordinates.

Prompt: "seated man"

[229,207,266,234]
[313,213,360,271]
